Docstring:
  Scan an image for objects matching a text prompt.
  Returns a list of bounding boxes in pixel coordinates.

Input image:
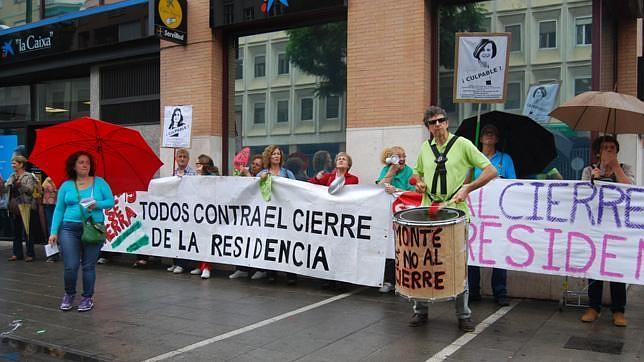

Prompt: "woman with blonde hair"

[375,146,415,293]
[258,145,297,284]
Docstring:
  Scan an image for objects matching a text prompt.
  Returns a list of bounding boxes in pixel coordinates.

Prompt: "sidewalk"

[0,241,642,361]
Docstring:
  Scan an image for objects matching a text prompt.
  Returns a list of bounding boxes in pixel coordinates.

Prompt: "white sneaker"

[173,266,184,274]
[201,269,211,279]
[190,268,201,275]
[378,282,394,293]
[229,270,249,279]
[97,258,108,264]
[251,271,267,280]
[166,265,176,272]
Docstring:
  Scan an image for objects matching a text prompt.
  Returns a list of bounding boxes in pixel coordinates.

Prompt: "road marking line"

[142,288,363,362]
[425,300,519,362]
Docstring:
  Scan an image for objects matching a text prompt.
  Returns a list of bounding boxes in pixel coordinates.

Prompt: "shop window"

[505,24,521,52]
[300,98,313,121]
[505,82,521,110]
[325,95,340,119]
[278,53,289,75]
[574,77,591,95]
[575,17,592,46]
[254,55,266,78]
[276,100,289,123]
[539,20,557,49]
[36,78,90,122]
[253,102,265,124]
[0,86,30,122]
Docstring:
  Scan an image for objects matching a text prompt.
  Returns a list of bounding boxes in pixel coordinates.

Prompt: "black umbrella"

[455,110,557,178]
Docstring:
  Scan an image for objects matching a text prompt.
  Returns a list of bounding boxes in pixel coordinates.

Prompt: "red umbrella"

[29,117,163,195]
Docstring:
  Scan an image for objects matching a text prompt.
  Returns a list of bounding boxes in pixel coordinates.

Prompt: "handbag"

[75,182,106,244]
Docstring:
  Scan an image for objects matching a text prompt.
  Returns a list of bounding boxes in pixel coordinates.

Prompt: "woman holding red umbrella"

[48,151,114,312]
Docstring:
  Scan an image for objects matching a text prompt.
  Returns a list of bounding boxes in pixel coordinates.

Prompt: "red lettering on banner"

[565,232,596,273]
[105,194,139,242]
[479,222,501,265]
[505,224,535,268]
[600,234,624,278]
[542,228,562,271]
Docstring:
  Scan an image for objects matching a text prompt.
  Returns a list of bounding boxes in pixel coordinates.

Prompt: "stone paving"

[0,241,642,361]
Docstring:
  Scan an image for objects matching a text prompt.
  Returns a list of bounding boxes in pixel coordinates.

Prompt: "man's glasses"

[425,117,447,126]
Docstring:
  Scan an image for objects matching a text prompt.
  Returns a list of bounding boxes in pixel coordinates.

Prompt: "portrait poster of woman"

[454,32,511,104]
[522,82,561,122]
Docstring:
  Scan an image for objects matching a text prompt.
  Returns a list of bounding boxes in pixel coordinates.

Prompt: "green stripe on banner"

[110,220,142,248]
[126,235,149,253]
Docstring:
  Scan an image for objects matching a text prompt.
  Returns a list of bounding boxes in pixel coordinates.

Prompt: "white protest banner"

[103,176,392,287]
[522,83,560,122]
[162,105,192,148]
[467,179,644,285]
[454,33,510,103]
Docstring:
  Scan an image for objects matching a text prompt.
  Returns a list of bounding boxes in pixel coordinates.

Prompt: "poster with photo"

[454,33,511,103]
[522,83,561,122]
[162,105,192,148]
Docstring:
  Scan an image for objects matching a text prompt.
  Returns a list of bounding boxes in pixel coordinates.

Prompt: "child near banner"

[410,106,497,332]
[580,135,635,327]
[189,154,220,279]
[230,154,266,280]
[376,146,415,293]
[258,145,297,284]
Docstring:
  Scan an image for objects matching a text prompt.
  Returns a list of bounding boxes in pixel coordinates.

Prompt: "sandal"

[8,256,18,261]
[132,260,148,268]
[24,257,34,262]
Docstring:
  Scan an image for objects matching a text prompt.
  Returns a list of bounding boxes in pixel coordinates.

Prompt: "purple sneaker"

[77,297,94,312]
[59,294,75,311]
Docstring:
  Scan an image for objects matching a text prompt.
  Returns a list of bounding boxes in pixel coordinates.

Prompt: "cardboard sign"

[454,33,511,103]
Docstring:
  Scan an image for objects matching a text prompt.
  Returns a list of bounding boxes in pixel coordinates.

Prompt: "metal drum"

[393,207,467,302]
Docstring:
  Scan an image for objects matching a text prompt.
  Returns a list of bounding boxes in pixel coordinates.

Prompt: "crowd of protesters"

[1,113,636,328]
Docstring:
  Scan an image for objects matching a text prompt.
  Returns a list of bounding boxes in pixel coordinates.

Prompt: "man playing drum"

[410,106,497,332]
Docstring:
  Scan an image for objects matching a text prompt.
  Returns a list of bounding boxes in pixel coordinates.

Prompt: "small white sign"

[522,83,561,122]
[162,105,192,148]
[45,244,59,257]
[454,33,511,103]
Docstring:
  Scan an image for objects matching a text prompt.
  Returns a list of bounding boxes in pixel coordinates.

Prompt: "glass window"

[254,55,265,78]
[505,82,521,109]
[36,78,90,122]
[0,0,40,27]
[0,86,30,121]
[236,54,243,80]
[574,78,591,95]
[228,22,347,176]
[278,53,289,75]
[276,100,288,123]
[45,0,84,18]
[325,95,339,119]
[253,102,265,124]
[505,24,521,52]
[300,98,313,121]
[576,17,592,46]
[539,20,557,49]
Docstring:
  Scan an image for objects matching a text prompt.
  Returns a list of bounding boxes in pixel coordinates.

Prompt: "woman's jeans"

[12,214,34,259]
[59,222,102,297]
[44,204,55,236]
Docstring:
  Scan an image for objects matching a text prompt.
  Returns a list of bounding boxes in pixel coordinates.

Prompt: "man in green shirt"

[409,106,497,332]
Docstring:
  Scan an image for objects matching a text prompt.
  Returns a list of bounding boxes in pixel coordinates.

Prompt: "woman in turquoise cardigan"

[48,151,114,312]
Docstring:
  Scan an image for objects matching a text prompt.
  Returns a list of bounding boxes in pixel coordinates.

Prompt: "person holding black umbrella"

[580,135,634,327]
[468,124,516,307]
